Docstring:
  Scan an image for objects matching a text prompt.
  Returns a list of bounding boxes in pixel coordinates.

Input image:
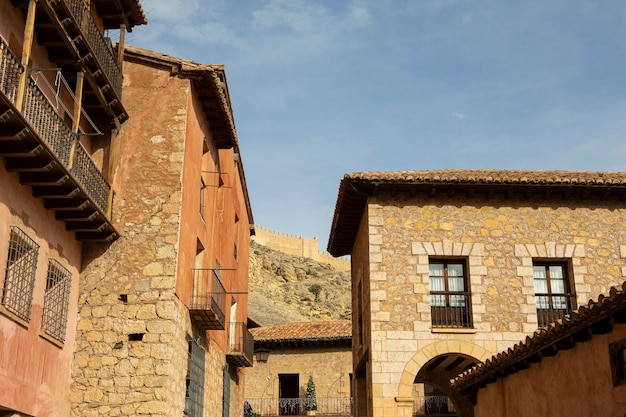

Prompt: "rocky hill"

[248,240,351,325]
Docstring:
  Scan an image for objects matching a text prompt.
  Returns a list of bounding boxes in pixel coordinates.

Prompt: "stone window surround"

[513,243,587,307]
[411,241,487,333]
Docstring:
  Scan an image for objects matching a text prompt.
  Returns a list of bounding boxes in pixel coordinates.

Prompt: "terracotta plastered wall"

[473,323,626,417]
[363,192,626,417]
[0,163,82,416]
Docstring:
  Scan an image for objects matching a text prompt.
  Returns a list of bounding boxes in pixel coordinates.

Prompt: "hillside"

[248,240,351,325]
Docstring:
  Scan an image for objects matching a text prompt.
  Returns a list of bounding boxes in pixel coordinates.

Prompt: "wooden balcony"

[189,268,226,331]
[227,322,254,368]
[0,39,117,241]
[11,0,128,123]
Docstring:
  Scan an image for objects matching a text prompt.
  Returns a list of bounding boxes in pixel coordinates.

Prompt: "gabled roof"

[123,45,254,232]
[251,321,352,347]
[452,280,626,401]
[327,169,626,256]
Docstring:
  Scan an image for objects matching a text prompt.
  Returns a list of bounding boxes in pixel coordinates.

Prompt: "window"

[533,261,576,327]
[429,259,472,328]
[610,339,626,386]
[199,178,206,220]
[41,259,71,342]
[2,226,39,322]
[185,339,205,417]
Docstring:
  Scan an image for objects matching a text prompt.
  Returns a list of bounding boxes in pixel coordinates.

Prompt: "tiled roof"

[251,321,352,346]
[342,169,626,185]
[327,169,626,256]
[452,280,626,398]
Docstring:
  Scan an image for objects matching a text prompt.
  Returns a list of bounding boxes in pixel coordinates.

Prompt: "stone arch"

[397,340,491,398]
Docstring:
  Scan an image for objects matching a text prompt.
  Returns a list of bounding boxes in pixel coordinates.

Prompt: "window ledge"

[0,305,30,329]
[431,327,477,334]
[39,331,65,349]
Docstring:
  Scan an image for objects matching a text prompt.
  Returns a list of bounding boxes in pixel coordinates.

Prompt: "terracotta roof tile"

[251,321,351,345]
[452,280,626,393]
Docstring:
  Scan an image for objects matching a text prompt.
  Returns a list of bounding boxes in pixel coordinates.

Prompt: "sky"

[128,0,626,250]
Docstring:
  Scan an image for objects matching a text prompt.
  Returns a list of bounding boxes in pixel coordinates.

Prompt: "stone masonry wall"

[245,345,352,415]
[70,58,191,416]
[363,191,626,417]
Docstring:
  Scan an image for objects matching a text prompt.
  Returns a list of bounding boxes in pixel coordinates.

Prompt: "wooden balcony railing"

[58,0,123,96]
[0,39,117,241]
[189,268,226,331]
[227,322,254,368]
[244,397,353,416]
[535,292,577,327]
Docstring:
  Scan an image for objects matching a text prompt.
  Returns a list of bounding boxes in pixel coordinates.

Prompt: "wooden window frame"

[429,258,472,328]
[533,260,576,327]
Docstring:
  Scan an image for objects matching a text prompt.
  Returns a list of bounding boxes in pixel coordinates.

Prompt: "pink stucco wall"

[0,162,82,416]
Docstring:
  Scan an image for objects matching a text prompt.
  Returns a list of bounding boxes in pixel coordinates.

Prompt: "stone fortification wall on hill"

[252,226,350,272]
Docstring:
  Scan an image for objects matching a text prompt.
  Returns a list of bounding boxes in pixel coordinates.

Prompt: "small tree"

[308,284,322,302]
[304,374,318,411]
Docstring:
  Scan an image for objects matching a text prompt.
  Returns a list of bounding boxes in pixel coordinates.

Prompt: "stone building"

[69,45,255,416]
[454,280,626,417]
[0,0,145,415]
[327,169,626,417]
[246,321,352,416]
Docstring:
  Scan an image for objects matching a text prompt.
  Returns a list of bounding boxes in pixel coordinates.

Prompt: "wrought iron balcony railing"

[189,268,226,331]
[535,292,577,327]
[0,39,117,241]
[226,322,254,368]
[412,395,456,417]
[244,397,353,416]
[430,292,472,328]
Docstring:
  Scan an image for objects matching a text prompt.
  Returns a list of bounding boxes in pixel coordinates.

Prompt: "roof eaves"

[453,280,626,395]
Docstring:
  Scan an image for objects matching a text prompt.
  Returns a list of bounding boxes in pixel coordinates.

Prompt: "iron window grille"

[185,339,205,417]
[41,259,72,342]
[2,226,39,321]
[429,259,472,328]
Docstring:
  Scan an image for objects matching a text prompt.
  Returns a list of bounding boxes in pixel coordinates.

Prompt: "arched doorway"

[412,354,478,417]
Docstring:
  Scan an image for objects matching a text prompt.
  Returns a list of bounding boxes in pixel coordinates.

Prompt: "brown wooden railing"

[189,268,226,330]
[227,322,254,367]
[0,38,111,214]
[60,0,123,96]
[535,293,577,327]
[245,397,353,416]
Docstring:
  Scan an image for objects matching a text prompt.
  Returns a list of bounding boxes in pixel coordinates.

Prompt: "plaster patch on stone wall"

[150,135,166,144]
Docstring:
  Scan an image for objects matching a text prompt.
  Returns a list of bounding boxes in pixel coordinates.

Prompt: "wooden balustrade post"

[15,0,37,111]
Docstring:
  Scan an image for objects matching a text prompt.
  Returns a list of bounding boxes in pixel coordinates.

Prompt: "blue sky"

[129,0,626,249]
